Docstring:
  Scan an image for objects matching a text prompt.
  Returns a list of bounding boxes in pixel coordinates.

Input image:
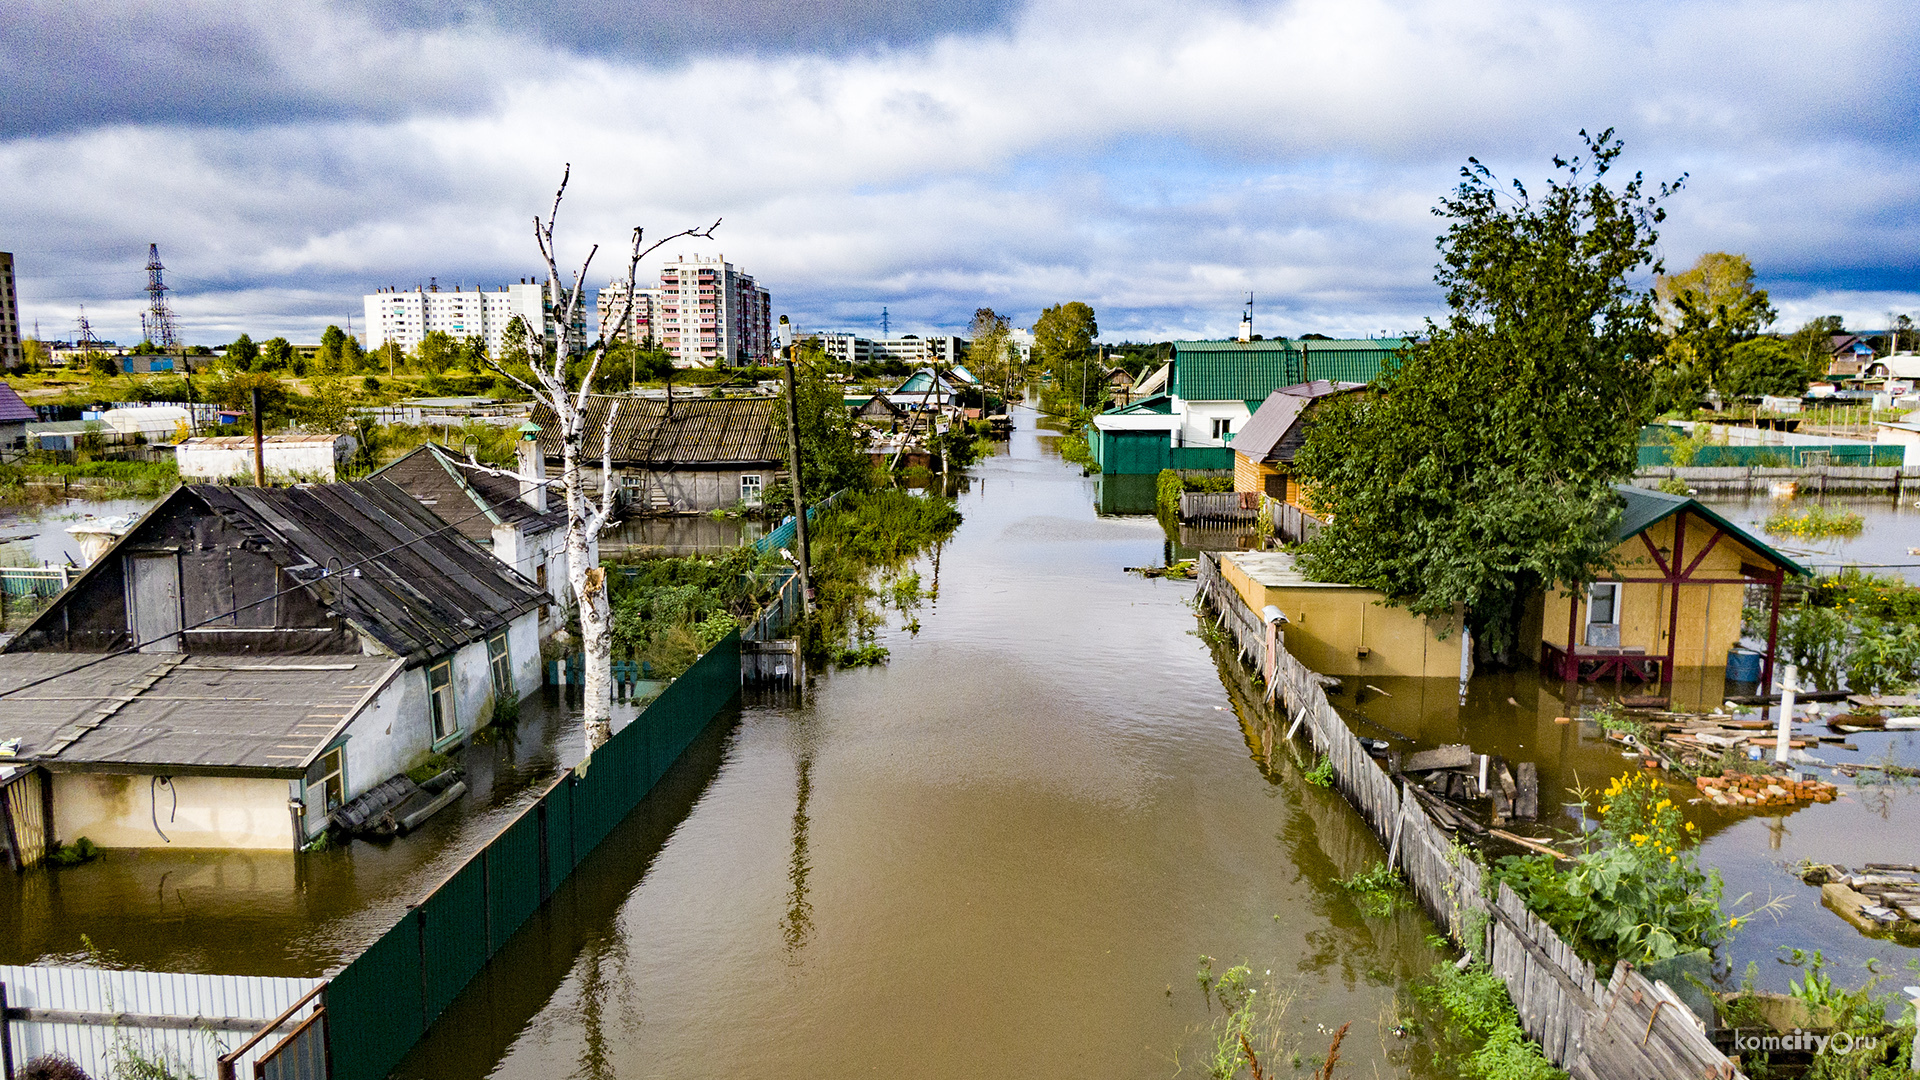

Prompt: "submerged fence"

[1196,553,1745,1080]
[323,630,742,1080]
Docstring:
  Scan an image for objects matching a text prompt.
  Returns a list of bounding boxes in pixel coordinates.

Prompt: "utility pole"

[782,351,812,616]
[250,386,266,486]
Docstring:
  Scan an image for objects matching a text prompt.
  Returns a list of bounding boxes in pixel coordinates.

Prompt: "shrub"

[1764,504,1866,540]
[20,1054,92,1080]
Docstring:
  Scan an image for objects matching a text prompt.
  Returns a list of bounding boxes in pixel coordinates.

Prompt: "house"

[1230,380,1365,507]
[853,393,908,430]
[1827,334,1877,377]
[0,478,546,850]
[534,395,786,514]
[1217,550,1466,678]
[1862,353,1920,388]
[0,381,34,450]
[891,367,968,410]
[1086,339,1405,475]
[25,420,103,453]
[176,434,357,483]
[373,438,582,632]
[1530,485,1806,687]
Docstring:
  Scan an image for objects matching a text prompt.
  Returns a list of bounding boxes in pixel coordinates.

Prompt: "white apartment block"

[595,280,663,346]
[364,280,582,358]
[815,333,969,368]
[656,255,772,367]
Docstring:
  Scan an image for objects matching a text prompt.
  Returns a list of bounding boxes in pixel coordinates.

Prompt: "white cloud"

[3,0,1916,345]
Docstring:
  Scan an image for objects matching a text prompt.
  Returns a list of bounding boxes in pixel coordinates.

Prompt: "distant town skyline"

[3,0,1916,349]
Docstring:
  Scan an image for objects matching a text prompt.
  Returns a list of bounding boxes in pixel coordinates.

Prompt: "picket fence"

[1196,553,1746,1080]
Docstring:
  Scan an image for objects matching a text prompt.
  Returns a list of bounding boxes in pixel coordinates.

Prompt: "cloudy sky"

[3,0,1916,347]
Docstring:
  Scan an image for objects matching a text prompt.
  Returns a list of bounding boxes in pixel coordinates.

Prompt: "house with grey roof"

[0,478,545,851]
[533,395,786,513]
[0,381,35,450]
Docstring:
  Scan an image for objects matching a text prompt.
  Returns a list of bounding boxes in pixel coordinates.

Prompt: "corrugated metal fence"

[754,489,845,555]
[323,630,743,1080]
[0,965,321,1080]
[1196,553,1747,1080]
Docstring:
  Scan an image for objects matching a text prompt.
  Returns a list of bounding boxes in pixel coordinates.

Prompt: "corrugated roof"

[0,653,402,774]
[373,444,563,543]
[1170,341,1304,402]
[1231,381,1364,463]
[181,435,345,447]
[0,382,36,423]
[1299,339,1408,384]
[534,396,785,467]
[1610,484,1808,577]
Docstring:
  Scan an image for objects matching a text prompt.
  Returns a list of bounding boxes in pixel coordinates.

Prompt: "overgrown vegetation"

[1155,468,1234,519]
[1493,771,1754,967]
[1418,961,1565,1080]
[0,456,180,503]
[1751,569,1920,693]
[606,546,785,679]
[800,487,962,667]
[1304,755,1334,787]
[1336,862,1410,917]
[47,837,101,867]
[1764,503,1867,540]
[1721,951,1920,1080]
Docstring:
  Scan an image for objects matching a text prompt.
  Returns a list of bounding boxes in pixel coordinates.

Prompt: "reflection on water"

[0,497,158,567]
[400,406,1455,1080]
[1697,493,1920,584]
[598,514,764,556]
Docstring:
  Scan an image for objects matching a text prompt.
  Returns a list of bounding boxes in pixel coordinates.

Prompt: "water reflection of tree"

[782,753,816,961]
[569,929,633,1080]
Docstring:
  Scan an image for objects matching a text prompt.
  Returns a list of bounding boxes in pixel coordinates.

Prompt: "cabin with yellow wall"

[1219,550,1464,678]
[1534,485,1805,685]
[1230,380,1362,513]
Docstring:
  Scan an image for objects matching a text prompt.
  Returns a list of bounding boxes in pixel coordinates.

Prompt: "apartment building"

[363,280,584,359]
[656,255,771,367]
[0,252,20,369]
[596,279,663,346]
[816,333,969,368]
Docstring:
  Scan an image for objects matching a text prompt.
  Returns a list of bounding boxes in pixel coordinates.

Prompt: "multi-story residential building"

[818,332,874,365]
[363,280,585,359]
[595,280,663,347]
[0,252,21,369]
[815,333,970,368]
[655,255,771,367]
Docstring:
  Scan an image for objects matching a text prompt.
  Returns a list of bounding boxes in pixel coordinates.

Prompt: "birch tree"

[491,166,717,762]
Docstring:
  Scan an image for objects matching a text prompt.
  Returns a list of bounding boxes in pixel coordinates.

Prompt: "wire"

[0,460,569,702]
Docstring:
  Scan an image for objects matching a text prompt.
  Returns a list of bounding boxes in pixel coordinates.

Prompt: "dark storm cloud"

[0,0,1022,138]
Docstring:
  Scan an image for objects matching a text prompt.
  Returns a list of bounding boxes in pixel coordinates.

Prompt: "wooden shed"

[1229,380,1364,508]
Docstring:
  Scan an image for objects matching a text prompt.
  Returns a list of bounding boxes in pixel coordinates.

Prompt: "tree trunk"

[563,433,614,760]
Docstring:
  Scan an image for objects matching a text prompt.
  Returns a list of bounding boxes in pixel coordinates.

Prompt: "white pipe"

[1774,663,1798,764]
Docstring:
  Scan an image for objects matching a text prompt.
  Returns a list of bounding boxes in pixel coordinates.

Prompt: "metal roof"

[534,395,785,467]
[0,382,36,423]
[1170,341,1304,402]
[0,652,402,775]
[1610,484,1808,577]
[1231,381,1365,463]
[181,435,345,447]
[1298,339,1408,384]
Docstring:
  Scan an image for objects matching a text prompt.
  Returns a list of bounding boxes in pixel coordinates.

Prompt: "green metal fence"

[323,631,743,1080]
[1636,442,1905,467]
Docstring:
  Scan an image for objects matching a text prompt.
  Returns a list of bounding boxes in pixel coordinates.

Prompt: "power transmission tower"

[76,306,95,354]
[142,243,178,350]
[881,306,889,338]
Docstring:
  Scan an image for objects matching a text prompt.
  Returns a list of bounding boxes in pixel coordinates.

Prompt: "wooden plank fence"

[1196,552,1747,1080]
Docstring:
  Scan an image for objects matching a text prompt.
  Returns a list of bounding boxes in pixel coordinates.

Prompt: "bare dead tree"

[488,165,717,764]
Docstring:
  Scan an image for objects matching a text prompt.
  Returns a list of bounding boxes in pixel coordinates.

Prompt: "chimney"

[515,421,547,513]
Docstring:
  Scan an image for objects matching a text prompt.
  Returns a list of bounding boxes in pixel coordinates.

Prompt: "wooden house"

[1229,380,1364,508]
[0,479,546,850]
[1530,485,1806,686]
[853,393,907,430]
[536,395,786,514]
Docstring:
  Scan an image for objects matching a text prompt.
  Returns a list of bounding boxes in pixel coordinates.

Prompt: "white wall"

[176,438,352,482]
[54,773,295,850]
[1179,400,1253,447]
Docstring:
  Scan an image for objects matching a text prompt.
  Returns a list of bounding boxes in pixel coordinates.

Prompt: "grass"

[1336,861,1410,917]
[1419,961,1565,1080]
[1304,755,1335,787]
[1764,503,1866,540]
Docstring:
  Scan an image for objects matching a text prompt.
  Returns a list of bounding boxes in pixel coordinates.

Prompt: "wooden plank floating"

[1192,553,1747,1080]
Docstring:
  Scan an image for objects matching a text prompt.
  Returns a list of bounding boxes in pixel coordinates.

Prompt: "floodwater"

[1695,492,1920,585]
[598,514,764,557]
[397,409,1453,1080]
[0,496,157,568]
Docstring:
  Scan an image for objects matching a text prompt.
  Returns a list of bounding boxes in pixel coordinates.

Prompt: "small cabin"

[1530,485,1807,686]
[1230,380,1364,510]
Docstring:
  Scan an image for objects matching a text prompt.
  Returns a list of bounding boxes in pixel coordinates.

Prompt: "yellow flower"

[1631,833,1649,845]
[1670,856,1678,864]
[1728,916,1741,928]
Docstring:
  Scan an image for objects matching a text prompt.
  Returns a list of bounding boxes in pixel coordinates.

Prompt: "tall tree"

[1033,302,1099,412]
[1294,130,1679,659]
[1653,252,1775,398]
[1784,315,1846,382]
[968,307,1015,405]
[486,166,717,762]
[317,325,349,373]
[227,333,258,372]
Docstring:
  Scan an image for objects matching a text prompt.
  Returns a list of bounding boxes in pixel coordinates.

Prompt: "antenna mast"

[881,306,890,338]
[142,243,178,350]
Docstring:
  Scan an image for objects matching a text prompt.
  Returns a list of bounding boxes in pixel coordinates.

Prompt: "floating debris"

[1694,771,1837,808]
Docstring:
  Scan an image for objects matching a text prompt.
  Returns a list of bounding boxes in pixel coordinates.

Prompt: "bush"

[1764,504,1865,540]
[1419,962,1564,1080]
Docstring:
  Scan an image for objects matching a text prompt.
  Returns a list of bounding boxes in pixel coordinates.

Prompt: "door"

[126,553,182,653]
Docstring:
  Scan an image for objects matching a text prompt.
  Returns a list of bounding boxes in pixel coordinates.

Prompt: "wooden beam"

[1639,532,1671,577]
[1680,528,1724,580]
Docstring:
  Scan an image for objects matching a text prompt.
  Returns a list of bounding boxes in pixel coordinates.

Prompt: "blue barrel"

[1725,650,1762,683]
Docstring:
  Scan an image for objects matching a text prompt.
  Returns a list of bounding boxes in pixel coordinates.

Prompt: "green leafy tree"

[414,330,458,374]
[316,325,348,372]
[1653,252,1775,399]
[1784,315,1846,382]
[786,344,874,504]
[340,335,367,372]
[968,307,1015,405]
[258,337,293,372]
[1294,130,1678,658]
[1033,302,1100,413]
[1721,337,1809,399]
[227,333,259,372]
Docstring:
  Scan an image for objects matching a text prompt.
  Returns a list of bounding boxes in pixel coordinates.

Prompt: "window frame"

[1586,582,1621,627]
[428,659,459,746]
[740,473,764,507]
[312,744,346,813]
[487,631,514,702]
[1210,417,1233,442]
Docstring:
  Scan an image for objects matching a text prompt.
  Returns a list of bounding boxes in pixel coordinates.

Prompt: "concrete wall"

[53,772,295,850]
[1219,556,1462,678]
[1539,510,1755,669]
[176,438,352,483]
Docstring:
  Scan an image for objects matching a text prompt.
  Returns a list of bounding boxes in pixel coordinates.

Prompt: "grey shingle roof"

[533,396,785,467]
[373,444,564,545]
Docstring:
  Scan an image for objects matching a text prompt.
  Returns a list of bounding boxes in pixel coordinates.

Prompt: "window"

[740,473,763,506]
[309,746,346,812]
[487,632,514,701]
[429,660,458,743]
[1586,582,1620,625]
[1211,417,1233,442]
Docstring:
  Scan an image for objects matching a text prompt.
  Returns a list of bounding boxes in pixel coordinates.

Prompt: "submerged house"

[1528,485,1806,686]
[0,479,544,850]
[1087,339,1404,476]
[535,396,786,514]
[374,439,581,633]
[1229,380,1364,507]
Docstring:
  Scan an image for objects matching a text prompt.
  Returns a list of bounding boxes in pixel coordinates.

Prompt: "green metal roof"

[1105,393,1174,415]
[1299,339,1408,384]
[1170,341,1303,401]
[1611,484,1809,577]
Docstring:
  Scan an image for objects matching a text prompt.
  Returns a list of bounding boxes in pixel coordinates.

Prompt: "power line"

[0,467,566,702]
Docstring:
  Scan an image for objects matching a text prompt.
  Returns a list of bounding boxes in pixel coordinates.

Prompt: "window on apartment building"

[487,631,514,702]
[429,660,458,744]
[740,474,763,506]
[1211,417,1233,442]
[309,745,346,812]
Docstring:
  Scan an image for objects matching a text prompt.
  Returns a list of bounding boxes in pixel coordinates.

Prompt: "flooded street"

[399,408,1449,1080]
